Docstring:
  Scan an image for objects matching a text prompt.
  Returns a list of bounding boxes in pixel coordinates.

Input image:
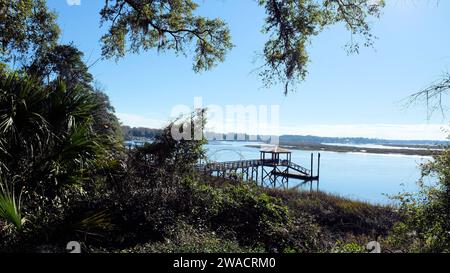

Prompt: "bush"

[388,145,450,253]
[91,169,322,253]
[180,179,322,253]
[331,241,366,253]
[0,71,122,251]
[117,222,263,253]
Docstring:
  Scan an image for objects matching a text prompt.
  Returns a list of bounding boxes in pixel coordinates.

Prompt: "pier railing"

[288,162,311,175]
[196,159,266,172]
[196,159,311,176]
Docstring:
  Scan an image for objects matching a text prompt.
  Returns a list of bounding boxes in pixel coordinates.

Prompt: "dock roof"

[260,146,291,154]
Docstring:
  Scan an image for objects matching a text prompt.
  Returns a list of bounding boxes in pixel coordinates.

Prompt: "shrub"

[388,143,450,253]
[0,71,122,251]
[0,73,114,198]
[331,241,366,253]
[182,179,321,253]
[118,222,263,253]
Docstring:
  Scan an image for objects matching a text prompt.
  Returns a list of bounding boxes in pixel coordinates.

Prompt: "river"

[205,141,432,205]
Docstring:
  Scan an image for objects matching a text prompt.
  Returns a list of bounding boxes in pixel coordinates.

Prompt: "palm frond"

[0,178,24,230]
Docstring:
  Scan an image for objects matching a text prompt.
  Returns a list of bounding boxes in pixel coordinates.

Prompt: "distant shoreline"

[126,138,444,156]
[245,142,443,156]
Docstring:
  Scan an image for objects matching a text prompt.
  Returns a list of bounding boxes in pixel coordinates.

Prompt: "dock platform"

[196,147,321,190]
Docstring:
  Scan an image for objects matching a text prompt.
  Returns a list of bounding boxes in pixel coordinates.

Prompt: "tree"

[258,0,384,94]
[26,44,124,149]
[1,0,386,94]
[0,0,60,64]
[91,84,125,149]
[26,44,94,90]
[409,73,450,119]
[130,110,206,176]
[99,0,384,94]
[405,0,449,119]
[99,0,233,72]
[122,126,162,140]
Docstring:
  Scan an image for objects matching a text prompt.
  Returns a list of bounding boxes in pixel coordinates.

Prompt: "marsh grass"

[264,188,399,239]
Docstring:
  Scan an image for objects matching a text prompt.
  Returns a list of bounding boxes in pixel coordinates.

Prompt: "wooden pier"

[197,147,321,190]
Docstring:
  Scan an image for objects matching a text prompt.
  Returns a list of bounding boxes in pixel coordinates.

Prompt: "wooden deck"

[196,156,320,190]
[198,159,305,173]
[270,171,318,181]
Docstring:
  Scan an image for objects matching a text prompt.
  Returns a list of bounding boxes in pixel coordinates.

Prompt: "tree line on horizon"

[122,125,449,146]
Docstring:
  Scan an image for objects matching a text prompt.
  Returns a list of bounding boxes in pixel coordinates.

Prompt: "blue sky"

[48,0,449,140]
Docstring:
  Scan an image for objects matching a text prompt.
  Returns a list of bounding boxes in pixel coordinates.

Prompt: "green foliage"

[89,116,209,248]
[98,0,385,93]
[119,222,263,253]
[1,0,389,95]
[25,44,124,149]
[331,241,366,253]
[182,179,321,253]
[26,44,94,90]
[0,74,103,195]
[0,178,23,230]
[258,0,385,93]
[90,88,125,151]
[122,126,162,141]
[0,70,123,248]
[0,0,60,63]
[131,111,206,175]
[100,0,233,72]
[1,0,387,94]
[214,183,291,247]
[389,142,450,253]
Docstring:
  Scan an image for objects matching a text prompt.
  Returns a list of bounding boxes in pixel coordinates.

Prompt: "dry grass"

[264,188,399,240]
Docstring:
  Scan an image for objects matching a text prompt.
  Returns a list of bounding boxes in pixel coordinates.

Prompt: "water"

[204,141,431,205]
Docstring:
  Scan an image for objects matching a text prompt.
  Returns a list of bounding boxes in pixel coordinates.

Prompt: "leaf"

[0,178,23,230]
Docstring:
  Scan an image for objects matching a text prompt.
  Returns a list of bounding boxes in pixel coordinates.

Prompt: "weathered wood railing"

[196,159,311,176]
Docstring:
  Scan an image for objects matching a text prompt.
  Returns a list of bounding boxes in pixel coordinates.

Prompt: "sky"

[47,0,450,140]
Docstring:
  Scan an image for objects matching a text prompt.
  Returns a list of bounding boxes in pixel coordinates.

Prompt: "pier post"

[317,153,321,191]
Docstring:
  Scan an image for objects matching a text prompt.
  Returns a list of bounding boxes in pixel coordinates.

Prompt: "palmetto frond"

[0,72,111,197]
[0,74,53,161]
[0,178,24,230]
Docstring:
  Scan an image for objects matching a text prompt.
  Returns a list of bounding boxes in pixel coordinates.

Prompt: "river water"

[205,141,432,205]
